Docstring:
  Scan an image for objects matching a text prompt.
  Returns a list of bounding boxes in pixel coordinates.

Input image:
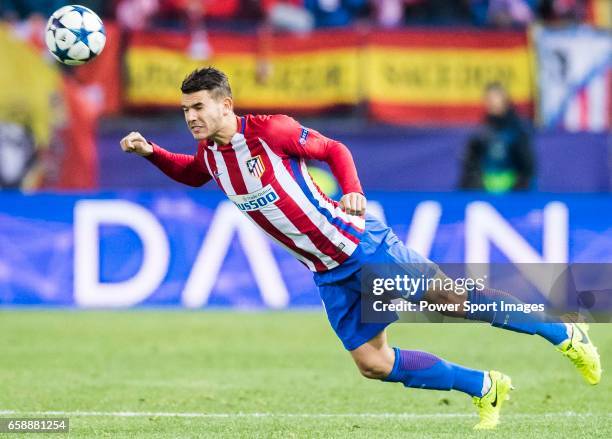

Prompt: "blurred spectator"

[460,82,534,192]
[262,0,314,33]
[404,0,471,25]
[156,0,240,27]
[537,0,587,23]
[304,0,368,28]
[488,0,535,26]
[0,1,67,20]
[470,0,536,27]
[371,0,406,28]
[116,0,160,31]
[0,1,113,20]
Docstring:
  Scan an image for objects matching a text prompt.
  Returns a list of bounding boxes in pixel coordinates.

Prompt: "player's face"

[181,90,229,141]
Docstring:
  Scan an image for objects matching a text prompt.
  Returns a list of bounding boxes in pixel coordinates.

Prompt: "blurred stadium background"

[0,1,611,437]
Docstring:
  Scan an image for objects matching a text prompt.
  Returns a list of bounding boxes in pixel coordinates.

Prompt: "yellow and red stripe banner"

[587,0,612,28]
[365,30,532,124]
[125,29,533,124]
[126,30,361,110]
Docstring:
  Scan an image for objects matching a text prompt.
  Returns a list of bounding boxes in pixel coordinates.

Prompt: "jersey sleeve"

[264,115,363,195]
[146,142,212,187]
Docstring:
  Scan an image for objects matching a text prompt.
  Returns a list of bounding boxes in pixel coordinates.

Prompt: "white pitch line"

[0,411,609,419]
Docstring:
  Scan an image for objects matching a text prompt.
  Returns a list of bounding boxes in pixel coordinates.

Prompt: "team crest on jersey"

[246,155,265,178]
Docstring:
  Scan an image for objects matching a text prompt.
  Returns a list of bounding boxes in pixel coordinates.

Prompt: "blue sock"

[383,348,486,397]
[466,287,569,345]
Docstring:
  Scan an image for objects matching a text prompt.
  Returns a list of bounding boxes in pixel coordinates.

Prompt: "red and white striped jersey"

[149,114,365,272]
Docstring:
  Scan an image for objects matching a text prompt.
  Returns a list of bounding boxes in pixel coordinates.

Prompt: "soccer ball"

[45,5,106,65]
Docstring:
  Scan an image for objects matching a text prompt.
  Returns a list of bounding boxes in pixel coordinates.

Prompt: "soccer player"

[120,67,601,430]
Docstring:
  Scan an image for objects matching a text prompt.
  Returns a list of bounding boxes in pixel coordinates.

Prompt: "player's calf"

[465,286,571,345]
[383,348,487,396]
[425,271,571,347]
[352,332,512,430]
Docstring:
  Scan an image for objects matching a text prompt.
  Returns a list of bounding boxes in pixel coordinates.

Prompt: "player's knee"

[354,356,393,380]
[356,361,387,380]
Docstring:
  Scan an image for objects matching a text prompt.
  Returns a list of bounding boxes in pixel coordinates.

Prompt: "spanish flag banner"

[364,30,533,124]
[125,29,532,124]
[125,30,361,110]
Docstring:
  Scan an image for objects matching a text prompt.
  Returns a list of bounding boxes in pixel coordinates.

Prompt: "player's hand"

[120,132,153,157]
[339,192,366,216]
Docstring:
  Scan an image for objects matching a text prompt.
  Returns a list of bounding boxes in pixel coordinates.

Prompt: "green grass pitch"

[0,311,610,438]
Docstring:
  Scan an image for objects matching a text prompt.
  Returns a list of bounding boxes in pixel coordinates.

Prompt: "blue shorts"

[313,215,437,351]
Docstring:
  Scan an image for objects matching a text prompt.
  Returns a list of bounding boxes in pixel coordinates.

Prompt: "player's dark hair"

[181,67,232,99]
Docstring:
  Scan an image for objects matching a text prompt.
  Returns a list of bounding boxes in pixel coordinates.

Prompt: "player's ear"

[222,96,233,115]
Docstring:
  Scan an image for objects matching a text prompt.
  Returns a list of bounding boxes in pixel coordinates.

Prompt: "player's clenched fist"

[120,132,153,157]
[339,192,366,216]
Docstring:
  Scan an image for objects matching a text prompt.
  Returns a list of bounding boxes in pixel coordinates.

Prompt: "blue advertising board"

[0,192,610,307]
